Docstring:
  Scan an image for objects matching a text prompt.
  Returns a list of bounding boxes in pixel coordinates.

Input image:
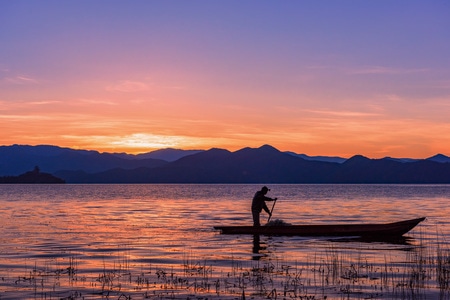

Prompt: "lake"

[0,184,449,299]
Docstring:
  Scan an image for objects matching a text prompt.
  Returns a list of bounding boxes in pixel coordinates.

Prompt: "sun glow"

[58,133,236,154]
[108,133,208,152]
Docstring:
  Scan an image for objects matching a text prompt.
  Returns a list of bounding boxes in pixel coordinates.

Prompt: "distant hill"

[57,145,450,184]
[427,154,450,163]
[285,151,347,163]
[0,144,168,176]
[113,148,204,162]
[0,166,65,183]
[56,145,337,183]
[382,157,420,163]
[1,144,449,183]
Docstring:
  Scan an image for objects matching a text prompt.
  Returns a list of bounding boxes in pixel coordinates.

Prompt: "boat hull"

[214,217,425,237]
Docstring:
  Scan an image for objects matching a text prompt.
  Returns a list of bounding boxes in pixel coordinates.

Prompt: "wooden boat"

[214,217,425,238]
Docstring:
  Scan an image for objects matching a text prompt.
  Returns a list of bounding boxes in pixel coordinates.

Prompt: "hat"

[262,186,270,192]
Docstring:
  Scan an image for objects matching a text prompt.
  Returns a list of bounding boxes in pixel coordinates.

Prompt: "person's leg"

[252,210,260,226]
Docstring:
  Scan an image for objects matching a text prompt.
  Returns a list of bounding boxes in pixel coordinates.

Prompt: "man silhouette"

[251,186,277,226]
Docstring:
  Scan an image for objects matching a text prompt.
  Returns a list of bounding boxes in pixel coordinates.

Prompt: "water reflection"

[252,234,267,260]
[328,235,417,248]
[250,233,418,261]
[0,184,449,299]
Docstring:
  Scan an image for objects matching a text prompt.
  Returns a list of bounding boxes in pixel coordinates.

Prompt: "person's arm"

[263,197,277,214]
[262,202,271,214]
[264,196,275,201]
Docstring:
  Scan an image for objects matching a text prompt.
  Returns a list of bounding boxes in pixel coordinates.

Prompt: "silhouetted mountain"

[383,157,420,163]
[137,148,204,161]
[333,156,450,183]
[336,155,404,183]
[285,151,346,163]
[0,144,168,176]
[2,144,450,183]
[427,154,450,163]
[0,166,65,183]
[56,145,340,183]
[112,148,203,162]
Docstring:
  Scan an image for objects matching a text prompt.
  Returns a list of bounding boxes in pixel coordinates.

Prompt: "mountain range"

[0,144,449,183]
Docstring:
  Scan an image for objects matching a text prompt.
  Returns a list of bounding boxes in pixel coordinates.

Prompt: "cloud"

[77,98,118,106]
[2,75,39,85]
[303,109,381,118]
[28,100,62,105]
[349,66,429,75]
[0,100,62,112]
[0,114,54,121]
[106,80,148,92]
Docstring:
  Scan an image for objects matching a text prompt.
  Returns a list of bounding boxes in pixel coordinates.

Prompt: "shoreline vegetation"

[0,166,65,184]
[2,234,450,299]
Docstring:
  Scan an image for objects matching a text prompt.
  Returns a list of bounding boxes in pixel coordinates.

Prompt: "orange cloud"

[106,80,149,92]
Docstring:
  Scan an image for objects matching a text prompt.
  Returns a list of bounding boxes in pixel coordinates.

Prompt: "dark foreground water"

[0,184,449,299]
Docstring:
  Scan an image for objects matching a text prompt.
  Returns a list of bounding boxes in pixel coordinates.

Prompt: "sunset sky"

[1,1,449,158]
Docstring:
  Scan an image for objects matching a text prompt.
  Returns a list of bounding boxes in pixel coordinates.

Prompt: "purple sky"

[1,1,449,157]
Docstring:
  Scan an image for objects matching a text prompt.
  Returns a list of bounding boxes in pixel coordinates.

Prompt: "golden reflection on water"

[0,184,449,299]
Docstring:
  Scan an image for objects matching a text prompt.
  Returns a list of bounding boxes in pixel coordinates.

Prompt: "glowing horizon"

[1,1,449,159]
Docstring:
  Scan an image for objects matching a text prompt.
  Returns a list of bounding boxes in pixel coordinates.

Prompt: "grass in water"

[2,236,450,299]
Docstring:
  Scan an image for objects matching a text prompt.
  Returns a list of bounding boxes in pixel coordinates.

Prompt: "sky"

[1,1,450,158]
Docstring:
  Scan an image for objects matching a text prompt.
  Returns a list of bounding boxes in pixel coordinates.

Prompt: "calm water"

[1,184,449,299]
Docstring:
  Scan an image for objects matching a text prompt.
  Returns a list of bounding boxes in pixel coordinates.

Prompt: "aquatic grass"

[4,233,450,299]
[436,227,450,292]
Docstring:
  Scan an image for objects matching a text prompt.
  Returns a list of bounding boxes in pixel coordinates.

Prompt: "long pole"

[267,198,277,223]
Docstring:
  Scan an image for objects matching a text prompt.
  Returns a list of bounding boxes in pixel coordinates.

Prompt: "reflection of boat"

[214,217,425,238]
[329,235,416,247]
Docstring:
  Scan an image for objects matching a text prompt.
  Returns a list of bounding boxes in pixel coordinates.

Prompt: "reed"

[3,234,450,299]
